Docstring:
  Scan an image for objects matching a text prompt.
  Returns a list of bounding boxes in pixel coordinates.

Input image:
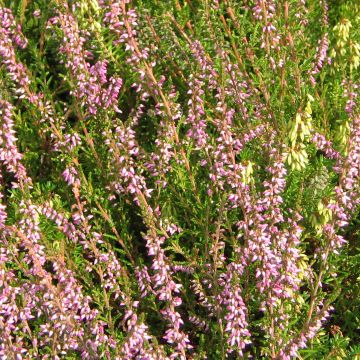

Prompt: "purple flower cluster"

[105,125,151,205]
[252,0,280,50]
[309,33,329,86]
[220,265,251,356]
[50,7,122,115]
[311,133,340,160]
[0,9,30,98]
[0,101,30,186]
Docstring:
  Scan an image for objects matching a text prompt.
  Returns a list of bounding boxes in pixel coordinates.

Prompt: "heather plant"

[0,0,360,359]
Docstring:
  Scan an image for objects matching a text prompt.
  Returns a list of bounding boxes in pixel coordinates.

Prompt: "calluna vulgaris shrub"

[0,0,360,358]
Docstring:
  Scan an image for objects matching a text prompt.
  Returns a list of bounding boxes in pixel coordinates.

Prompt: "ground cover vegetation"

[0,0,360,358]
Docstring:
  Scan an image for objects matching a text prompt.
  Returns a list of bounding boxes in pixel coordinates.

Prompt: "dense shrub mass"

[0,0,360,358]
